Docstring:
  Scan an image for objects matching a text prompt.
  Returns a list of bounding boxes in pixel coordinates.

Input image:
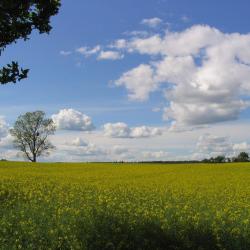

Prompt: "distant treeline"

[201,152,249,163]
[114,152,250,164]
[1,152,249,164]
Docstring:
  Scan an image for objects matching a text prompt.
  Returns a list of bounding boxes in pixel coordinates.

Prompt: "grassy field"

[0,162,250,250]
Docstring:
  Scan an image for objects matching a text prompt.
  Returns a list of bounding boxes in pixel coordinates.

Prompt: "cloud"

[233,142,250,153]
[76,46,124,61]
[132,150,172,161]
[141,17,162,28]
[0,149,22,161]
[66,25,250,129]
[193,134,234,159]
[107,146,170,162]
[0,133,21,161]
[52,109,95,131]
[63,140,104,156]
[49,138,139,162]
[109,145,129,155]
[142,150,170,160]
[123,31,149,38]
[152,107,161,112]
[130,126,163,138]
[193,133,250,160]
[0,117,8,139]
[112,25,250,128]
[128,35,163,55]
[0,118,20,160]
[98,51,124,60]
[109,39,128,49]
[103,122,130,138]
[60,50,72,56]
[0,134,14,149]
[103,122,162,138]
[67,137,88,147]
[76,45,101,57]
[115,64,157,101]
[46,137,108,162]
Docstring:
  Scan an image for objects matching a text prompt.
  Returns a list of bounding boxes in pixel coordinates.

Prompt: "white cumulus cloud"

[115,64,157,101]
[52,109,95,131]
[76,45,101,57]
[103,122,162,138]
[98,51,124,60]
[112,25,250,128]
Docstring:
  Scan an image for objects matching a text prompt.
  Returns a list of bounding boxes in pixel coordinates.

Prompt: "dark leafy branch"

[0,0,61,84]
[0,62,29,84]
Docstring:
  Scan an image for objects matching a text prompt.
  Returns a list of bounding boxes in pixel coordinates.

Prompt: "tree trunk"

[32,154,36,162]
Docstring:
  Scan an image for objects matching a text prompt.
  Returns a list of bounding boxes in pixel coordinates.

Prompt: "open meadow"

[0,162,250,250]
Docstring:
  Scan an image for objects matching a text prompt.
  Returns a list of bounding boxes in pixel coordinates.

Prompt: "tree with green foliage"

[0,0,61,84]
[233,152,249,162]
[10,111,56,162]
[202,155,226,163]
[213,155,226,163]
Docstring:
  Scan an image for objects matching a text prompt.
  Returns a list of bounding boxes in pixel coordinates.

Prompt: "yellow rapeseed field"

[0,162,249,249]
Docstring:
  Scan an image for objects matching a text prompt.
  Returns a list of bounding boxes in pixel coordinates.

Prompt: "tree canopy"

[10,111,56,162]
[233,152,249,162]
[0,0,61,84]
[202,152,249,163]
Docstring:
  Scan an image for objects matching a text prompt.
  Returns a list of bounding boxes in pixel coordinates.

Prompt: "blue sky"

[1,0,250,161]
